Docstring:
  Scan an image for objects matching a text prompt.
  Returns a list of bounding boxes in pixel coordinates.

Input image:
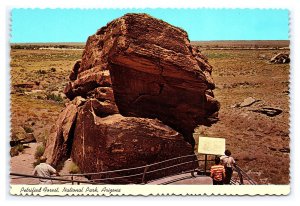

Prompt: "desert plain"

[10,40,290,184]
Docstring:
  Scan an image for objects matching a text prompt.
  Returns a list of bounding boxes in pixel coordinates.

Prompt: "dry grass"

[69,162,81,174]
[195,45,290,184]
[10,48,82,143]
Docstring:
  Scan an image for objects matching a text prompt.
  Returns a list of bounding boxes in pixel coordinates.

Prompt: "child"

[210,156,225,185]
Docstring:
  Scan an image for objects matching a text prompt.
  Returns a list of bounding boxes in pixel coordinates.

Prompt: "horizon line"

[10,40,290,44]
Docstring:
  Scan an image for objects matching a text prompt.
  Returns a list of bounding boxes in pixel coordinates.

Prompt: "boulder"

[68,96,86,107]
[71,100,197,183]
[251,107,283,117]
[64,69,112,100]
[239,97,260,107]
[50,91,67,100]
[270,53,290,64]
[45,13,219,183]
[21,133,36,144]
[69,59,81,81]
[279,147,290,153]
[11,126,27,141]
[43,103,78,166]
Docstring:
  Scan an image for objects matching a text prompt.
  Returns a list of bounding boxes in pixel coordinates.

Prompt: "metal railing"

[230,165,256,185]
[10,172,97,184]
[60,154,201,184]
[10,154,255,185]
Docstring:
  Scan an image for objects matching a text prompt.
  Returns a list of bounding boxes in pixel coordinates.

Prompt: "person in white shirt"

[220,149,236,184]
[33,156,59,184]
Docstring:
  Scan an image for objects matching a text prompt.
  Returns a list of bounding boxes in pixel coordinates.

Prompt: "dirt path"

[10,143,88,185]
[10,143,39,184]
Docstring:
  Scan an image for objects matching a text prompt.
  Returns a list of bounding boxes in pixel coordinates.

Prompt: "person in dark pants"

[220,149,236,184]
[210,156,225,185]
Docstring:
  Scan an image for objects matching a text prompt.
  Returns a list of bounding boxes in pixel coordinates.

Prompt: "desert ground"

[10,40,290,184]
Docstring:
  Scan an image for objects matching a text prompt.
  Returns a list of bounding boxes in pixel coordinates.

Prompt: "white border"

[1,0,300,205]
[10,185,290,196]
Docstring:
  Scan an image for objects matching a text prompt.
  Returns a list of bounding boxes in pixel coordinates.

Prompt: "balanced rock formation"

[44,13,220,183]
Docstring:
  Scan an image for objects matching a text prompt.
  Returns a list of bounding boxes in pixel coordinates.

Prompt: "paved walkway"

[147,173,212,185]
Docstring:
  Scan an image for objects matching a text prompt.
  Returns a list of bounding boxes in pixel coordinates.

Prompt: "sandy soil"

[10,143,39,184]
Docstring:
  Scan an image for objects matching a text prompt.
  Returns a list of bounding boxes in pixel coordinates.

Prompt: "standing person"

[33,156,59,184]
[210,156,225,185]
[220,149,236,184]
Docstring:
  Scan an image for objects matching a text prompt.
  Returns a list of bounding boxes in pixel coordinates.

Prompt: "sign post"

[204,154,207,175]
[197,136,226,175]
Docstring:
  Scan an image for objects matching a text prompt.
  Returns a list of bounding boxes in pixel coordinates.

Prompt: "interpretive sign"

[198,136,226,155]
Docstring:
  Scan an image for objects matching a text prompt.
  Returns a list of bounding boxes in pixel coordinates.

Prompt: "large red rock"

[71,100,197,183]
[64,13,220,146]
[46,13,220,183]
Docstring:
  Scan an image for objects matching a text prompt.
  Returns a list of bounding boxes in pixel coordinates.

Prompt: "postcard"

[9,8,290,196]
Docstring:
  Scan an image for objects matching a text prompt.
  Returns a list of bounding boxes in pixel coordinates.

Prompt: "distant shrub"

[69,162,80,174]
[46,93,64,102]
[23,126,34,133]
[11,44,85,50]
[40,135,47,146]
[15,144,24,153]
[36,69,47,75]
[15,87,25,94]
[50,67,56,72]
[33,144,45,167]
[34,144,45,160]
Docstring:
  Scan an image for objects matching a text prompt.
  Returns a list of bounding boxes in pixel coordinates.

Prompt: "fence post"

[204,155,207,175]
[71,175,74,185]
[141,165,149,184]
[237,167,244,185]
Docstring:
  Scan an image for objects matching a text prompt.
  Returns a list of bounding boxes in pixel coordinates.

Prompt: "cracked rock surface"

[45,13,219,183]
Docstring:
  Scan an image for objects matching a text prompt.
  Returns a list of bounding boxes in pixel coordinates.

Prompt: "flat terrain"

[10,48,81,143]
[192,40,289,49]
[195,46,290,184]
[10,41,290,184]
